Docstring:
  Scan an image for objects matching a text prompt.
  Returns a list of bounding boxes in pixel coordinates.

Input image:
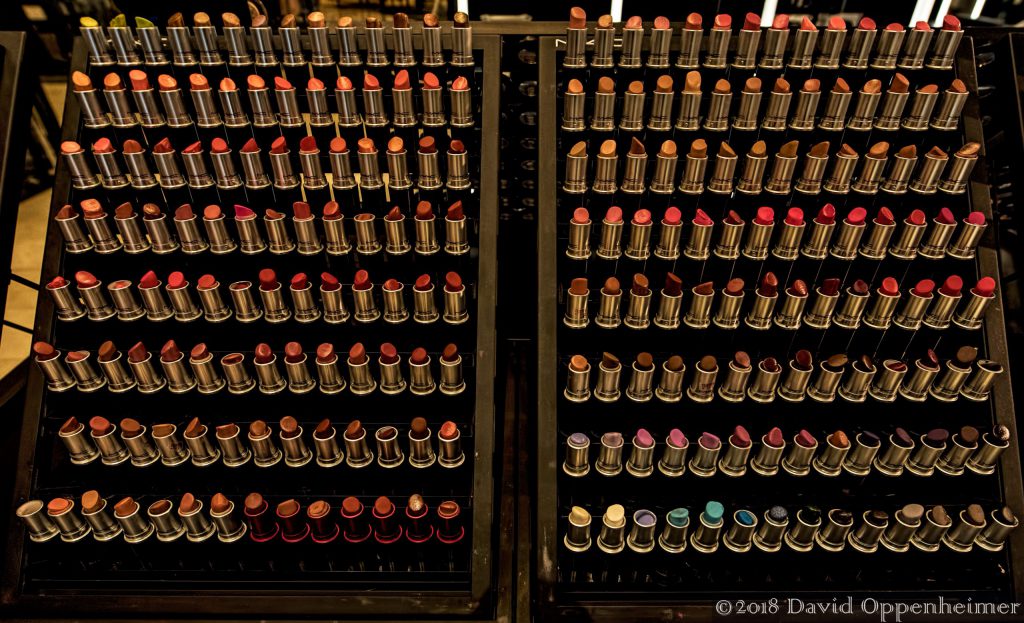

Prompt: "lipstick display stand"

[3,31,500,619]
[537,30,1023,620]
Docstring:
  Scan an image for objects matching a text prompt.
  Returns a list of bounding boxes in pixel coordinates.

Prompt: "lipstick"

[564,355,591,402]
[874,73,911,131]
[899,21,934,70]
[564,278,589,329]
[100,72,137,129]
[626,353,655,402]
[753,507,788,552]
[593,353,621,402]
[830,207,867,260]
[257,269,291,323]
[833,280,870,330]
[411,273,438,324]
[619,17,643,69]
[862,277,901,330]
[867,359,907,402]
[847,79,882,131]
[687,355,718,403]
[220,352,254,394]
[647,142,678,196]
[975,507,1018,552]
[208,494,247,543]
[675,72,701,131]
[790,80,820,130]
[808,354,847,402]
[940,142,980,194]
[887,209,926,259]
[814,15,847,68]
[860,207,896,259]
[213,423,250,468]
[736,141,767,194]
[935,426,980,476]
[642,16,672,68]
[563,7,587,68]
[595,205,622,259]
[919,207,958,258]
[54,205,92,255]
[844,17,876,69]
[108,278,143,320]
[872,23,906,69]
[381,278,409,324]
[753,430,782,475]
[782,430,817,476]
[76,270,115,320]
[789,17,819,69]
[766,141,799,194]
[47,275,85,320]
[880,145,917,194]
[967,425,1011,474]
[647,76,675,133]
[704,14,731,69]
[249,16,278,80]
[688,432,721,477]
[624,208,651,259]
[110,203,150,254]
[80,491,122,541]
[591,15,615,68]
[818,80,852,131]
[226,280,261,323]
[160,340,196,393]
[894,279,934,330]
[439,345,465,396]
[564,506,591,551]
[136,270,172,320]
[619,81,646,133]
[813,432,851,477]
[199,205,234,254]
[928,15,963,69]
[734,78,762,131]
[334,17,360,68]
[944,211,987,261]
[690,502,725,553]
[151,421,190,466]
[451,77,474,131]
[929,345,975,401]
[778,350,813,401]
[341,497,371,545]
[32,342,75,392]
[127,70,165,129]
[909,146,948,194]
[953,277,997,330]
[718,352,752,401]
[785,508,821,552]
[595,277,622,328]
[263,208,295,255]
[704,79,731,131]
[126,341,166,393]
[775,280,808,330]
[933,79,969,131]
[375,425,404,467]
[676,13,703,68]
[61,141,100,189]
[730,13,761,69]
[443,271,469,325]
[79,17,114,69]
[762,78,792,131]
[91,138,130,193]
[307,12,336,80]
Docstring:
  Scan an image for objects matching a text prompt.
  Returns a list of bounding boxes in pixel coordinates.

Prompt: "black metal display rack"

[536,30,1023,620]
[3,29,500,619]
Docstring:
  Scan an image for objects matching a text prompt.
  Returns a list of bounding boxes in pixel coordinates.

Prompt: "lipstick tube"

[55,210,92,254]
[313,423,344,467]
[706,146,737,193]
[269,150,300,198]
[715,218,743,260]
[864,286,900,330]
[670,82,700,130]
[350,281,380,324]
[838,359,875,402]
[796,150,829,194]
[251,25,278,75]
[790,87,820,130]
[408,427,436,469]
[289,279,320,324]
[976,510,1018,552]
[347,350,377,395]
[141,209,177,254]
[762,88,792,131]
[619,24,642,68]
[910,151,947,194]
[682,216,711,260]
[280,426,312,467]
[704,88,731,131]
[63,145,100,189]
[375,428,404,467]
[78,278,115,321]
[245,497,279,542]
[621,148,647,195]
[158,82,193,129]
[872,432,913,477]
[564,281,588,329]
[881,151,916,194]
[733,89,761,132]
[258,280,290,323]
[190,349,225,394]
[887,217,925,260]
[961,361,1003,401]
[112,210,148,253]
[129,348,166,391]
[953,286,994,331]
[774,288,807,330]
[48,277,85,320]
[893,288,931,331]
[199,211,234,255]
[907,442,943,484]
[102,83,136,129]
[875,87,910,131]
[378,351,407,394]
[816,510,854,552]
[861,217,896,260]
[683,286,712,329]
[921,216,958,258]
[928,356,971,401]
[625,359,654,402]
[867,360,906,402]
[845,24,876,69]
[210,498,246,543]
[82,497,121,541]
[933,86,969,131]
[364,23,387,67]
[843,433,880,476]
[67,351,104,391]
[563,357,591,402]
[343,426,373,468]
[717,360,751,402]
[438,424,465,467]
[248,423,281,467]
[152,424,188,466]
[782,435,816,477]
[941,510,983,553]
[59,419,99,464]
[82,211,121,254]
[736,150,767,194]
[713,286,744,329]
[704,24,729,69]
[221,353,255,394]
[849,512,887,553]
[967,429,1010,475]
[227,282,261,323]
[172,209,207,254]
[686,361,717,403]
[595,212,622,259]
[233,214,265,255]
[764,151,796,195]
[35,348,75,391]
[872,27,905,69]
[816,25,846,68]
[751,436,784,476]
[284,352,316,394]
[623,284,651,330]
[114,501,154,544]
[184,425,219,467]
[749,360,778,403]
[624,214,651,260]
[808,360,844,402]
[161,350,196,394]
[254,353,286,394]
[904,89,940,131]
[830,216,865,260]
[927,25,963,70]
[93,148,129,190]
[687,436,721,477]
[314,349,346,394]
[648,88,673,131]
[131,80,165,127]
[382,283,409,324]
[761,26,790,68]
[80,22,114,65]
[563,432,591,477]
[939,152,978,196]
[753,510,787,553]
[813,438,850,477]
[744,285,777,330]
[589,358,618,401]
[789,26,818,68]
[848,87,881,131]
[778,359,812,401]
[936,432,978,476]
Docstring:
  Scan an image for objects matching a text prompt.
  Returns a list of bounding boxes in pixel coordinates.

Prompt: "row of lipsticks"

[566,204,984,264]
[61,134,473,208]
[563,139,978,199]
[80,12,475,73]
[563,424,1007,480]
[564,272,993,333]
[57,199,470,257]
[57,414,464,471]
[71,70,474,139]
[19,490,464,546]
[48,268,468,326]
[562,347,1001,405]
[563,500,1015,557]
[561,9,963,72]
[33,339,466,397]
[563,74,966,135]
